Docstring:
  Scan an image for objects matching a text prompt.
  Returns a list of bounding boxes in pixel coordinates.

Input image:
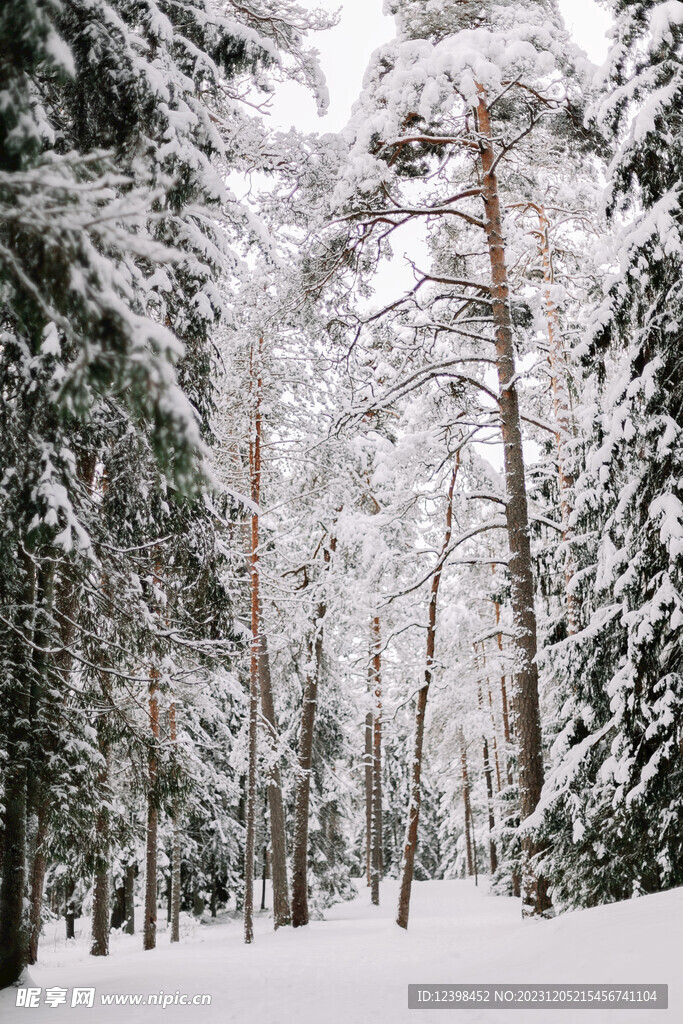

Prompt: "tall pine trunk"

[244,337,263,944]
[257,616,291,928]
[370,615,382,907]
[170,700,181,944]
[143,668,160,951]
[0,553,36,988]
[90,747,110,957]
[364,710,373,886]
[396,461,457,929]
[25,561,54,967]
[27,805,48,964]
[124,864,135,935]
[477,92,550,916]
[291,537,334,928]
[460,737,474,877]
[483,735,498,875]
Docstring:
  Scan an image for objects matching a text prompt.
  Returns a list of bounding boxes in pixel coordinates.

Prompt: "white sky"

[270,0,613,133]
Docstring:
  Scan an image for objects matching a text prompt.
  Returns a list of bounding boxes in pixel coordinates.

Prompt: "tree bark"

[124,864,135,935]
[261,794,268,913]
[483,736,498,875]
[0,554,35,988]
[111,883,125,931]
[170,700,181,944]
[90,745,111,957]
[370,615,383,907]
[364,709,373,886]
[397,461,458,929]
[460,738,474,877]
[65,878,76,941]
[476,91,550,916]
[244,337,263,945]
[257,611,291,928]
[291,537,335,928]
[25,561,54,967]
[27,805,48,964]
[144,668,160,951]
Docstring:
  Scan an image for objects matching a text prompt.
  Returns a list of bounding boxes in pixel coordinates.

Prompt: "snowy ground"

[1,879,680,1023]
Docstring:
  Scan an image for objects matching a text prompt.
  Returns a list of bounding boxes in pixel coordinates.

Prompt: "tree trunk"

[483,736,498,875]
[397,461,458,929]
[364,709,373,886]
[90,745,111,957]
[477,92,550,917]
[261,802,268,914]
[110,883,125,931]
[486,685,503,793]
[460,738,474,877]
[244,337,263,944]
[476,667,499,877]
[27,805,48,964]
[257,611,291,928]
[65,880,76,941]
[291,634,320,928]
[370,615,383,907]
[24,561,55,968]
[90,863,110,956]
[0,555,35,989]
[170,701,181,944]
[291,537,335,928]
[144,669,160,951]
[124,864,135,935]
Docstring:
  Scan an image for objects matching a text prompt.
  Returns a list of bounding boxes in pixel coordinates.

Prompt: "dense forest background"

[2,0,683,990]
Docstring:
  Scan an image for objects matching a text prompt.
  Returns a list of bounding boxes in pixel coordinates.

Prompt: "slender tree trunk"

[90,861,110,956]
[144,668,160,951]
[90,745,111,957]
[257,610,291,927]
[477,92,550,916]
[65,879,76,941]
[0,719,29,986]
[261,793,268,913]
[492,594,514,787]
[494,602,512,745]
[244,337,263,945]
[110,884,126,931]
[27,805,48,964]
[483,737,498,874]
[397,462,458,929]
[169,701,181,944]
[291,538,335,928]
[487,685,503,793]
[0,554,35,988]
[364,709,373,886]
[25,561,55,968]
[370,615,383,907]
[476,660,498,877]
[124,864,135,935]
[460,738,474,878]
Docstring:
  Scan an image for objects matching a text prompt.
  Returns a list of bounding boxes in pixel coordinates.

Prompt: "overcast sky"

[270,0,613,133]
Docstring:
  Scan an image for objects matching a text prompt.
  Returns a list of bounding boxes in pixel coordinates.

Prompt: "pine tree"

[539,0,683,908]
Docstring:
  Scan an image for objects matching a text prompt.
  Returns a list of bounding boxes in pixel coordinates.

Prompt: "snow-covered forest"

[1,0,682,1016]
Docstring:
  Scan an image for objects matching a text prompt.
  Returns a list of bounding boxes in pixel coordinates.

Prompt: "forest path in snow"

[1,878,680,1023]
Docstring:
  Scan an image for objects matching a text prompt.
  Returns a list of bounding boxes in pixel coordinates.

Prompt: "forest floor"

[1,878,680,1023]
